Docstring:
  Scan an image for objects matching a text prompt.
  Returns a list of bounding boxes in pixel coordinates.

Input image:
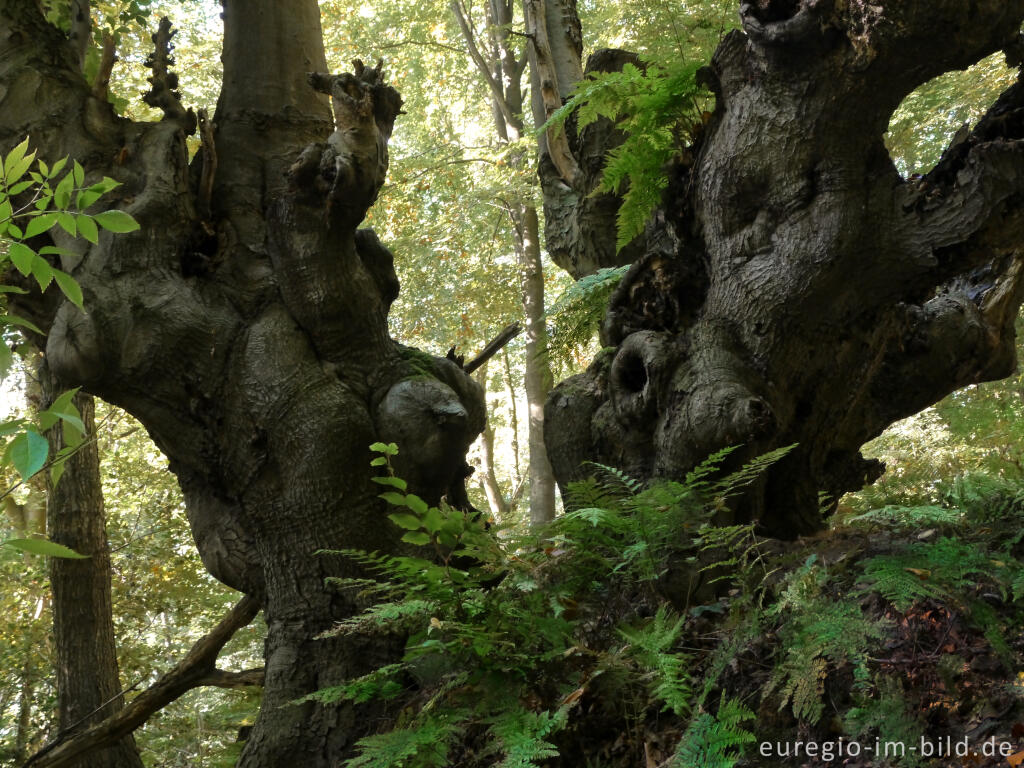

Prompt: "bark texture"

[0,1,484,763]
[42,380,143,768]
[546,0,1024,536]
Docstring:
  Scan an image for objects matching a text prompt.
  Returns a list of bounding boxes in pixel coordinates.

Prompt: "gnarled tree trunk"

[546,0,1024,536]
[1,1,483,764]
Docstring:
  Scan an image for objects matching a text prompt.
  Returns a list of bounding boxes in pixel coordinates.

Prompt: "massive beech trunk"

[546,1,1024,536]
[0,1,483,764]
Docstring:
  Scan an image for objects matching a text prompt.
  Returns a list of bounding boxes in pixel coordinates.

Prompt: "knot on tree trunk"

[375,350,486,511]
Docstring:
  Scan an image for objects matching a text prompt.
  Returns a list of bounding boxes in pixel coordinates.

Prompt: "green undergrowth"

[307,443,1024,767]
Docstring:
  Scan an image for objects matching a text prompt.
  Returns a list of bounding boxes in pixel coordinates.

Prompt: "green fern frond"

[541,59,709,251]
[546,265,630,365]
[767,563,884,724]
[673,695,756,768]
[486,707,567,768]
[714,444,796,499]
[348,712,465,768]
[845,504,962,530]
[291,664,406,707]
[858,537,992,610]
[618,606,692,715]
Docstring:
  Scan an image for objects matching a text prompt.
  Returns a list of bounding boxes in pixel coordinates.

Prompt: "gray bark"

[0,1,484,764]
[546,0,1024,536]
[42,376,144,768]
[474,364,511,519]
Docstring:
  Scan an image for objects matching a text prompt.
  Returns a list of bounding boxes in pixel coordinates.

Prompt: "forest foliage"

[1,0,1024,765]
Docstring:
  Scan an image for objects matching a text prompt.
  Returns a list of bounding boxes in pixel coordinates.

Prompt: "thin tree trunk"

[14,655,35,765]
[451,0,557,525]
[474,363,510,520]
[42,368,144,768]
[513,205,556,525]
[502,346,522,485]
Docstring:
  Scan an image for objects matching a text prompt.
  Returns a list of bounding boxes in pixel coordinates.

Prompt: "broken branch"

[23,595,261,768]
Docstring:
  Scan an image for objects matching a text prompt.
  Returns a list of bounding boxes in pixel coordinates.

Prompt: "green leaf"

[54,171,74,209]
[372,476,408,491]
[50,457,67,488]
[7,429,49,480]
[56,211,76,236]
[370,456,388,466]
[3,137,33,183]
[93,209,139,233]
[423,506,444,535]
[401,531,431,546]
[0,314,44,335]
[379,491,407,506]
[49,157,67,179]
[388,512,423,530]
[0,285,28,295]
[76,190,101,210]
[0,419,26,437]
[3,538,88,559]
[24,212,58,238]
[72,160,85,187]
[76,214,98,244]
[405,494,429,515]
[8,242,35,275]
[369,441,399,455]
[31,256,53,291]
[52,269,84,309]
[0,343,11,383]
[0,198,12,228]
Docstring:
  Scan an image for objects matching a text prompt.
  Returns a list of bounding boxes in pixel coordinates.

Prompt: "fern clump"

[766,556,884,724]
[857,536,996,611]
[300,443,793,767]
[543,59,710,250]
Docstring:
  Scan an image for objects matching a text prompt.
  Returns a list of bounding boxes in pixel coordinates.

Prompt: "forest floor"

[561,503,1024,768]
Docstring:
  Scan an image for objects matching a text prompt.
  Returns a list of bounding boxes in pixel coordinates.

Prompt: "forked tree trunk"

[546,0,1024,536]
[42,376,144,768]
[1,1,483,764]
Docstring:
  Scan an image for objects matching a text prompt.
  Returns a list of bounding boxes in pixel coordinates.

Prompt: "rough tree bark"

[546,0,1024,537]
[41,377,144,768]
[1,1,484,764]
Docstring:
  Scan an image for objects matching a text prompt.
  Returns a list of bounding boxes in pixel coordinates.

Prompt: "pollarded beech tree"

[545,0,1024,537]
[3,0,1024,764]
[1,2,483,765]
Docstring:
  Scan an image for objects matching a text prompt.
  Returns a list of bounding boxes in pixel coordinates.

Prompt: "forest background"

[0,0,1021,765]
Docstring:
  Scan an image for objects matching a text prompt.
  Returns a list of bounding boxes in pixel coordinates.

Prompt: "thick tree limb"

[522,0,582,188]
[465,322,522,374]
[90,32,116,101]
[143,17,196,132]
[23,596,262,768]
[68,0,90,72]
